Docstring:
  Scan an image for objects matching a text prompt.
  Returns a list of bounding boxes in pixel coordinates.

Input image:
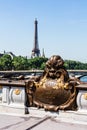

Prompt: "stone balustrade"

[76,84,87,111]
[0,80,29,115]
[0,79,87,115]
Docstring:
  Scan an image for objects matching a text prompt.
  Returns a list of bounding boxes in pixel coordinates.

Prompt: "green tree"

[28,57,48,70]
[64,60,87,70]
[1,54,87,71]
[0,54,13,70]
[12,56,29,70]
[41,62,46,70]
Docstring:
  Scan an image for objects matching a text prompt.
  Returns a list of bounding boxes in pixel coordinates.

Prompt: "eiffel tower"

[31,19,40,58]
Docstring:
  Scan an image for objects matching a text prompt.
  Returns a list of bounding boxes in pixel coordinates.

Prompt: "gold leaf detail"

[83,93,87,100]
[14,89,21,95]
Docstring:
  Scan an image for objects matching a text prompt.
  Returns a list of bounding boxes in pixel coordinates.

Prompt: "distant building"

[0,53,3,57]
[0,51,15,59]
[4,51,15,59]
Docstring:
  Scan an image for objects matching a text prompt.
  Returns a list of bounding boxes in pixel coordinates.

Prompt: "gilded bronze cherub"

[26,55,77,111]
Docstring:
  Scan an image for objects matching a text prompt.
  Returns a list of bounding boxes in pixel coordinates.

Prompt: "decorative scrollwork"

[27,55,77,111]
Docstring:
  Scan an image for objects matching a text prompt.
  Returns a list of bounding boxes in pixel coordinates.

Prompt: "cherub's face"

[45,55,64,78]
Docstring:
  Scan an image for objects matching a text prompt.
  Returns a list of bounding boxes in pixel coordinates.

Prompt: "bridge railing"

[0,70,87,114]
[0,70,87,76]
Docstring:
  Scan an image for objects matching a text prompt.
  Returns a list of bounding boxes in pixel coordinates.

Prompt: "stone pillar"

[0,86,29,115]
[77,90,87,111]
[76,84,87,112]
[2,86,9,104]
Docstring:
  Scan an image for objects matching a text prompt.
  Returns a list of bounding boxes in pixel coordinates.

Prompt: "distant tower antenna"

[42,48,45,58]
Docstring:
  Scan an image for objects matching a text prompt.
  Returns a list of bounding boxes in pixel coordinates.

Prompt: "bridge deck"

[0,109,87,130]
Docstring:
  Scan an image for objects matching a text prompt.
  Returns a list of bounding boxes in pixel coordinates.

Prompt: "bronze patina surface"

[27,55,78,111]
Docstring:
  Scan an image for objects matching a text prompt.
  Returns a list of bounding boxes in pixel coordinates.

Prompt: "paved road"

[0,113,87,130]
[30,117,87,130]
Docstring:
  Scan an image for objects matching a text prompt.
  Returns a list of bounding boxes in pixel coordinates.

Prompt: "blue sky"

[0,0,87,62]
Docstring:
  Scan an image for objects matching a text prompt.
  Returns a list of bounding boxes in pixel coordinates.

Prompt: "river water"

[79,75,87,82]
